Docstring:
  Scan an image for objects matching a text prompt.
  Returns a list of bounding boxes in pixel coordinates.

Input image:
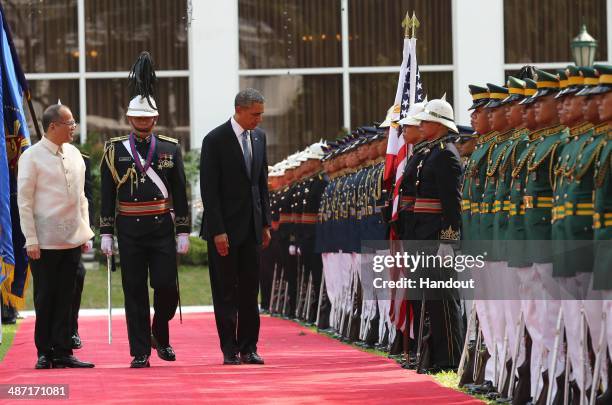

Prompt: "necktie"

[241,131,252,178]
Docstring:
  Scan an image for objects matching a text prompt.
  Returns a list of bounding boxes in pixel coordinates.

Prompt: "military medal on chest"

[158,153,175,170]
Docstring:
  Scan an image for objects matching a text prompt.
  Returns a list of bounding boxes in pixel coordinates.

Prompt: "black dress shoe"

[35,355,52,369]
[71,334,82,349]
[223,353,240,365]
[156,346,176,361]
[151,334,176,361]
[240,352,264,365]
[53,355,94,368]
[130,355,150,368]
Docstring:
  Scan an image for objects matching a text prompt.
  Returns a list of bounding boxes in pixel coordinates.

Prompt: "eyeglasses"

[55,120,77,127]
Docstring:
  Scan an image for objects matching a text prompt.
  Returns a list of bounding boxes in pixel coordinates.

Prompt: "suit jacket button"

[136,218,140,222]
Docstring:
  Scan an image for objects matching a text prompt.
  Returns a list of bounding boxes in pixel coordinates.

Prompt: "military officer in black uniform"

[409,97,465,372]
[100,52,190,368]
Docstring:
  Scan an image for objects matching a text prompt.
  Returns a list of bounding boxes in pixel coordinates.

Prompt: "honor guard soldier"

[408,97,464,372]
[582,64,612,404]
[589,64,612,292]
[100,52,190,368]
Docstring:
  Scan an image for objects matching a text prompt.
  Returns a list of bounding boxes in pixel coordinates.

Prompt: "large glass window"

[24,79,80,140]
[85,0,189,71]
[349,0,453,66]
[350,71,454,129]
[238,0,342,69]
[5,0,78,73]
[504,0,608,63]
[86,77,190,148]
[240,75,343,163]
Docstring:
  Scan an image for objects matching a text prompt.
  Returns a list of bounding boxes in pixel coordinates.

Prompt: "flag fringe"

[0,259,30,309]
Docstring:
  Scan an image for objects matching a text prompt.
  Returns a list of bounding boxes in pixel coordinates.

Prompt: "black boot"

[474,347,491,385]
[512,332,532,405]
[458,342,476,387]
[550,370,565,405]
[499,359,513,398]
[595,356,612,405]
[534,370,548,405]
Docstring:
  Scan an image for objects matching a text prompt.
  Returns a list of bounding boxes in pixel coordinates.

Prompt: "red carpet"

[0,313,482,404]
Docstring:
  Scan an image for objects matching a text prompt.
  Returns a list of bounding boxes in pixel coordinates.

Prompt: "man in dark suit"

[70,151,94,350]
[200,88,272,365]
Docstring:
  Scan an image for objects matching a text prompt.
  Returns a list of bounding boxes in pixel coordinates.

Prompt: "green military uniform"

[461,85,490,252]
[492,77,528,262]
[506,78,538,268]
[587,64,612,289]
[481,84,514,260]
[523,70,568,263]
[552,66,600,277]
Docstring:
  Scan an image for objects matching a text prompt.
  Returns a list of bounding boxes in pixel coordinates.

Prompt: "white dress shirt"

[230,116,252,158]
[17,136,94,249]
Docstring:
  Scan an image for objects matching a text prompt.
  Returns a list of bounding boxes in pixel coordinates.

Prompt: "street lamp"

[571,24,598,67]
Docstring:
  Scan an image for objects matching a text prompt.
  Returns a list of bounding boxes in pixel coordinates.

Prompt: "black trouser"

[208,231,260,356]
[71,260,86,336]
[30,247,81,358]
[117,216,178,357]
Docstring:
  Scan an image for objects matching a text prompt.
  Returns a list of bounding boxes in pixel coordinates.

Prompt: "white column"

[78,0,87,144]
[452,0,505,126]
[189,0,239,150]
[341,0,351,131]
[608,0,612,62]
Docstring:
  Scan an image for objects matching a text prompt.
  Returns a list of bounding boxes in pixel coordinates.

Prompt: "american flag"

[385,37,426,334]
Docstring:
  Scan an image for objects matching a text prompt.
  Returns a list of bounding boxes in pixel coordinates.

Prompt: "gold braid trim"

[595,151,610,188]
[486,143,510,177]
[103,141,139,194]
[512,143,537,178]
[527,137,561,173]
[548,143,560,190]
[576,140,605,181]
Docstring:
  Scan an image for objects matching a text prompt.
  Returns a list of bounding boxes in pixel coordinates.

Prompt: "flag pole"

[0,2,42,141]
[25,90,42,140]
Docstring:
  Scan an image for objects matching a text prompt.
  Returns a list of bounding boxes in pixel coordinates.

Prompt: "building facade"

[9,0,612,164]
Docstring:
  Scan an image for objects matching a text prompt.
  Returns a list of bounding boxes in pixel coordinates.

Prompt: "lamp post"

[571,24,598,67]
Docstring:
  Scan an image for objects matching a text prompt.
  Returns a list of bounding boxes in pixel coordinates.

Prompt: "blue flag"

[0,1,32,309]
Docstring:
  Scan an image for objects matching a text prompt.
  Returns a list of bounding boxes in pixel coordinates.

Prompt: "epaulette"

[109,135,129,143]
[528,124,566,141]
[157,134,179,144]
[512,128,530,140]
[495,130,514,144]
[594,123,609,136]
[570,122,594,137]
[477,131,498,145]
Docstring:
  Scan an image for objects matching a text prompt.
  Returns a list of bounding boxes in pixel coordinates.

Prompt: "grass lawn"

[21,264,213,311]
[0,322,18,362]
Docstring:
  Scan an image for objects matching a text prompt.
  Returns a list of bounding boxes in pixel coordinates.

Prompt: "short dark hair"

[42,104,68,132]
[235,88,265,108]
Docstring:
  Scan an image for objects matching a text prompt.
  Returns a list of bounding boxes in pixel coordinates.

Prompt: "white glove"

[83,239,93,253]
[289,245,296,256]
[297,247,301,256]
[101,234,114,256]
[436,243,454,259]
[177,233,190,254]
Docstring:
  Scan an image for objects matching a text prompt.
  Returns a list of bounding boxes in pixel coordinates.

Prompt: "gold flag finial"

[401,11,411,38]
[411,11,420,39]
[402,11,420,38]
